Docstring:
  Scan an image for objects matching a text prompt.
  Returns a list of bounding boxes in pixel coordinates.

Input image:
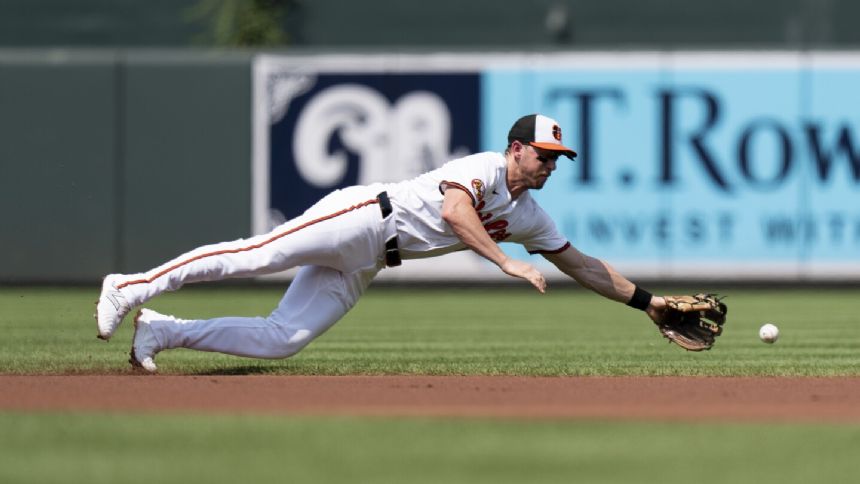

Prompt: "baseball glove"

[656,294,727,351]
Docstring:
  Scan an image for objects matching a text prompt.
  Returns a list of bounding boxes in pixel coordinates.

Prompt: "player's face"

[516,142,559,189]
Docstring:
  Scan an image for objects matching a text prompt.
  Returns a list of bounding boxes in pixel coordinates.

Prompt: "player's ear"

[511,140,525,160]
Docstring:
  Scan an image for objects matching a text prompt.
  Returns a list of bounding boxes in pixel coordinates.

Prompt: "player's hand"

[645,295,667,324]
[500,258,546,293]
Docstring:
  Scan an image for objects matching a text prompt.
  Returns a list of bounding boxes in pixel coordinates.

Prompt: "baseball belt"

[377,191,402,267]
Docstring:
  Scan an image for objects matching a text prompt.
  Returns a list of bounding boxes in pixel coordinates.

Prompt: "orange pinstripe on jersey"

[117,198,380,290]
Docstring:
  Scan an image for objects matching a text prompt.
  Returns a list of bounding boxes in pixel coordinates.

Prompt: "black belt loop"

[378,191,393,218]
[377,191,401,267]
[384,237,401,267]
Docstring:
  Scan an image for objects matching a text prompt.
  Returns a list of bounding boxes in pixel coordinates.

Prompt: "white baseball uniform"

[112,151,569,359]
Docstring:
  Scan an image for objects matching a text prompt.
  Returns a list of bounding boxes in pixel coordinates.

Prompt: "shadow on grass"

[192,365,288,376]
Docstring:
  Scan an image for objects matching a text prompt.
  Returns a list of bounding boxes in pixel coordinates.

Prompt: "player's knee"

[276,328,315,358]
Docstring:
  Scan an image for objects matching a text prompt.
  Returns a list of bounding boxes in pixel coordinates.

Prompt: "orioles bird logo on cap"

[552,124,562,141]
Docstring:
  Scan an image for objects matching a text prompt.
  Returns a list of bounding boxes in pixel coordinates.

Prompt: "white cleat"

[129,308,166,373]
[94,274,132,341]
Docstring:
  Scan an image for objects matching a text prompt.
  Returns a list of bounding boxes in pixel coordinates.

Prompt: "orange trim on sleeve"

[117,198,381,290]
[439,181,477,207]
[528,241,571,255]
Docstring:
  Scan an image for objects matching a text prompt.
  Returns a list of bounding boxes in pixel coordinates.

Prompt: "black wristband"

[626,286,653,311]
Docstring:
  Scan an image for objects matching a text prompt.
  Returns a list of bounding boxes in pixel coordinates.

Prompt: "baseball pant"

[143,264,381,358]
[113,184,395,358]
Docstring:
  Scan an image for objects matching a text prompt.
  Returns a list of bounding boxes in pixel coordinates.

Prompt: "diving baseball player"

[95,114,724,372]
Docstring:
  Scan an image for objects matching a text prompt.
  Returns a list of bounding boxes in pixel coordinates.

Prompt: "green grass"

[1,285,859,375]
[3,286,859,484]
[1,412,858,484]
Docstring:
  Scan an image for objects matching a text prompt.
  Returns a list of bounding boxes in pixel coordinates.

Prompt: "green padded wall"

[120,52,252,273]
[0,51,253,282]
[0,53,119,281]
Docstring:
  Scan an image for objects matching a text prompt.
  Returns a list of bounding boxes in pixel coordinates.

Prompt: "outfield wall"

[0,50,253,282]
[1,50,859,283]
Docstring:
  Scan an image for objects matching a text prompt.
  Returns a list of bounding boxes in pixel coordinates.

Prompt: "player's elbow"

[441,203,460,226]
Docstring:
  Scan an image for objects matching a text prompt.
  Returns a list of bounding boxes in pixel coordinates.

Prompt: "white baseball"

[759,323,779,344]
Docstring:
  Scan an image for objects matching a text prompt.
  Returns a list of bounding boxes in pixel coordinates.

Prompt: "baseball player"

[95,113,713,373]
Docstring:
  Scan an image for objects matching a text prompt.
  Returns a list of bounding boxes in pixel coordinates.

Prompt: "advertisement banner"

[254,53,860,281]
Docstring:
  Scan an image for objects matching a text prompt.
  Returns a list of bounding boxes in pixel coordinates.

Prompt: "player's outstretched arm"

[544,245,727,351]
[543,244,661,309]
[441,188,546,293]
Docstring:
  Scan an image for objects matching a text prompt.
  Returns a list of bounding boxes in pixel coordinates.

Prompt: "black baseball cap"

[507,114,577,159]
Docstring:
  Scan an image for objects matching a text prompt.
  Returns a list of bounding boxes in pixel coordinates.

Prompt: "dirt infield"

[2,375,859,421]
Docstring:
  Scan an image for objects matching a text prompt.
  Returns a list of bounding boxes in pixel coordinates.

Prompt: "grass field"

[1,285,858,375]
[1,413,858,484]
[2,285,859,484]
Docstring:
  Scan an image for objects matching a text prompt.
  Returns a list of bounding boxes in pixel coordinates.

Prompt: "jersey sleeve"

[519,201,571,255]
[437,153,501,207]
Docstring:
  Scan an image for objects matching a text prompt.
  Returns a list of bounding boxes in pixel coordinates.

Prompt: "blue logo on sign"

[267,73,480,221]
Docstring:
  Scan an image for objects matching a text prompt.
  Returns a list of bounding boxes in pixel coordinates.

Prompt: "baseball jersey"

[384,151,571,260]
